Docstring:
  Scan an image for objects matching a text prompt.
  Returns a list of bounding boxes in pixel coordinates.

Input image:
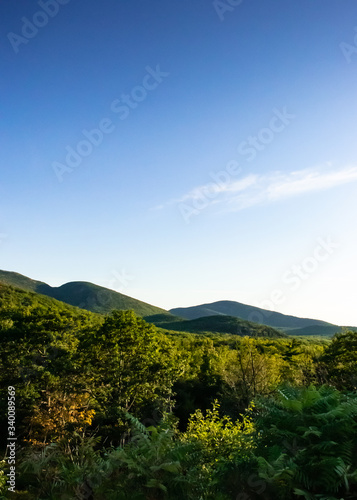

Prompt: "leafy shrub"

[254,385,357,499]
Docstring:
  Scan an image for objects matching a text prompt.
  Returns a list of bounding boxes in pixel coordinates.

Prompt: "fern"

[254,385,357,498]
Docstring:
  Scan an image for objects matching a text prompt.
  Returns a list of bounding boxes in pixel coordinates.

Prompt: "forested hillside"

[148,313,286,337]
[170,300,347,336]
[1,270,351,337]
[0,270,170,317]
[1,283,357,499]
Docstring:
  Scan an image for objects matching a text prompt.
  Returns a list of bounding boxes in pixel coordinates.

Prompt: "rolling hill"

[0,270,169,318]
[0,281,101,323]
[0,278,284,339]
[146,313,286,337]
[170,300,348,337]
[1,270,354,337]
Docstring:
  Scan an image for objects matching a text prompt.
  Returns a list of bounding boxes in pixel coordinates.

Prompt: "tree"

[319,330,357,390]
[81,310,180,444]
[220,337,284,408]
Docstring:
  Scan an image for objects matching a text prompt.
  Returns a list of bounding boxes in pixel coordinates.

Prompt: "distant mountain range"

[170,301,355,337]
[145,313,286,337]
[0,270,353,337]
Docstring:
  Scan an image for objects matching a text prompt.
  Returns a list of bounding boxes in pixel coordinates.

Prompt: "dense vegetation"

[0,283,356,499]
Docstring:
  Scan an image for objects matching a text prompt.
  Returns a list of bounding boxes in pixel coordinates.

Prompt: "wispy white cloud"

[159,165,357,213]
[266,167,357,201]
[158,174,258,208]
[228,166,357,211]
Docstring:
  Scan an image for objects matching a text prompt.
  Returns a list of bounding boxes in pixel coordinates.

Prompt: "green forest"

[1,283,357,499]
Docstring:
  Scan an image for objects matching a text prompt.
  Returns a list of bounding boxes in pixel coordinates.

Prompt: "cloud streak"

[228,166,357,210]
[162,165,357,215]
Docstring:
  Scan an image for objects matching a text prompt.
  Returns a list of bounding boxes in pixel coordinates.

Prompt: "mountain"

[0,276,283,339]
[0,281,100,322]
[146,314,286,338]
[0,270,170,318]
[170,300,347,337]
[1,270,353,337]
[0,270,48,293]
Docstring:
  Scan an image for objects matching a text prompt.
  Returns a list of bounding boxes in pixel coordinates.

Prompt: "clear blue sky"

[1,0,357,325]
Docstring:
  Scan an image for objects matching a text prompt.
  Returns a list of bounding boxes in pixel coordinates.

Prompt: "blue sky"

[1,0,357,325]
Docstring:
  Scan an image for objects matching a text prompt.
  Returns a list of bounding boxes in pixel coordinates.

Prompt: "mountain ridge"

[0,270,169,318]
[147,313,286,337]
[170,300,348,336]
[0,270,353,337]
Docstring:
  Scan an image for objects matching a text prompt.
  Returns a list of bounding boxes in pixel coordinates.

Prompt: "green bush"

[253,385,357,499]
